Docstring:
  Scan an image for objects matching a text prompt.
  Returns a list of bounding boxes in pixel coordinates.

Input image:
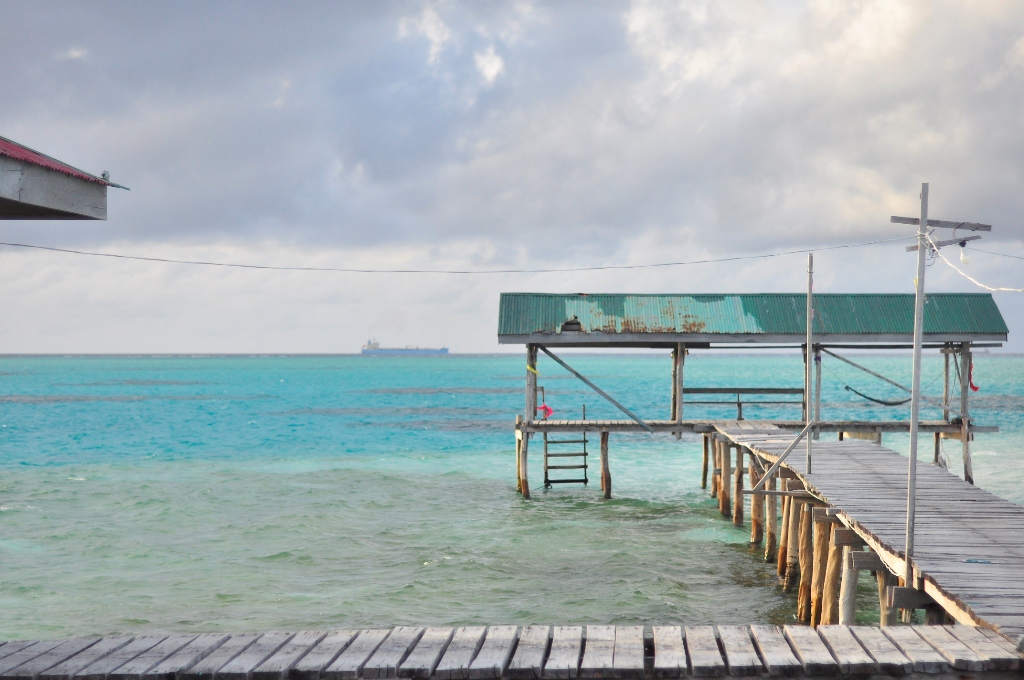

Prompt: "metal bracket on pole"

[536,345,654,433]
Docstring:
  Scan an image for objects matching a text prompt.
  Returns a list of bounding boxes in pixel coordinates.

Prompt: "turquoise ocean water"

[0,353,1022,640]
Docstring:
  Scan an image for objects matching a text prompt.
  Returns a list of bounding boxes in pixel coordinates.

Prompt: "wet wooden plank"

[108,635,197,680]
[0,642,69,677]
[578,627,613,679]
[364,628,424,680]
[747,626,798,678]
[40,637,134,680]
[782,626,838,676]
[507,626,549,680]
[435,627,486,680]
[651,627,684,679]
[816,627,875,674]
[144,634,229,678]
[912,626,986,671]
[467,626,517,680]
[879,626,947,673]
[946,626,1019,671]
[847,627,911,674]
[77,637,168,680]
[216,633,295,680]
[398,629,453,679]
[251,631,327,680]
[291,632,358,680]
[543,627,582,679]
[716,627,761,677]
[612,626,643,679]
[683,627,723,677]
[977,628,1024,659]
[183,634,261,679]
[0,644,40,664]
[322,630,390,680]
[5,638,101,680]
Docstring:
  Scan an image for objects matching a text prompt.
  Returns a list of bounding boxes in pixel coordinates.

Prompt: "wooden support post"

[719,440,732,518]
[933,432,941,467]
[877,569,898,627]
[813,347,822,441]
[525,344,538,423]
[943,344,951,422]
[515,416,523,492]
[670,345,678,422]
[797,503,814,622]
[600,431,611,499]
[732,446,744,527]
[810,512,830,627]
[674,343,685,425]
[777,489,790,576]
[961,342,974,484]
[750,459,764,544]
[711,436,719,499]
[821,524,842,625]
[519,432,531,499]
[764,474,777,561]
[838,546,858,625]
[783,491,801,592]
[701,434,709,490]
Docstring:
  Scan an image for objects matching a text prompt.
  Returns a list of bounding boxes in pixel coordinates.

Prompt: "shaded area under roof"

[497,293,1008,346]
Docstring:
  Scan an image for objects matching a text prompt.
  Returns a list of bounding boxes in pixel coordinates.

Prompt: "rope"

[843,385,911,406]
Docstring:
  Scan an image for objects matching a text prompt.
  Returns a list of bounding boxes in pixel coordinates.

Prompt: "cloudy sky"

[2,0,1023,352]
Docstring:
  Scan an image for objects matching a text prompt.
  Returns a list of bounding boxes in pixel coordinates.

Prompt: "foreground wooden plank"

[323,631,391,680]
[184,633,261,679]
[399,628,453,680]
[144,634,229,678]
[977,628,1024,660]
[506,626,548,680]
[913,626,987,671]
[39,636,134,680]
[782,626,838,676]
[467,626,517,680]
[946,627,1019,671]
[435,627,486,680]
[0,644,37,664]
[78,637,168,680]
[5,637,100,680]
[651,627,685,679]
[879,626,947,673]
[251,631,327,680]
[364,628,424,680]
[291,632,358,680]
[748,626,799,677]
[0,641,69,677]
[217,633,294,680]
[612,626,643,679]
[683,627,723,677]
[108,635,197,680]
[543,627,582,679]
[578,627,613,679]
[847,627,910,674]
[716,627,761,677]
[816,627,875,675]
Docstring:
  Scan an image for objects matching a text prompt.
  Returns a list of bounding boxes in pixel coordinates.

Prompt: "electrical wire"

[927,233,1024,292]
[0,235,914,275]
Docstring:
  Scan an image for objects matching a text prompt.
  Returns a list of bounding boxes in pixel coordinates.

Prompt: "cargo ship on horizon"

[361,340,449,356]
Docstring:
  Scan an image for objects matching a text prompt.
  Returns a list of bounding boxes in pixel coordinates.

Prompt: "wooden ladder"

[543,432,589,487]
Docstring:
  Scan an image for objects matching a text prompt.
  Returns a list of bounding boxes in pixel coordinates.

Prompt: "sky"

[1,0,1024,353]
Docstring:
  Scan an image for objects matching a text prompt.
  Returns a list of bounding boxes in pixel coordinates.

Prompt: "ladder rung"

[546,452,587,457]
[546,439,588,444]
[548,464,587,470]
[546,478,588,484]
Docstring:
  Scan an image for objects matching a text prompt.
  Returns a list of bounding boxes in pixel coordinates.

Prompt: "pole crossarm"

[748,420,815,492]
[536,345,654,433]
[820,348,966,420]
[906,235,980,252]
[891,216,991,232]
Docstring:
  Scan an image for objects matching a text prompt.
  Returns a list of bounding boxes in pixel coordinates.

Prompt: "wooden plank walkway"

[519,419,995,435]
[0,625,1019,680]
[716,422,1024,639]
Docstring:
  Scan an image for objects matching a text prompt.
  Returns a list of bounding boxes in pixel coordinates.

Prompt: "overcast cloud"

[1,1,1023,352]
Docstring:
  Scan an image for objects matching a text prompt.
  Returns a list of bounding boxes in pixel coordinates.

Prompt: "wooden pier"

[0,624,1021,680]
[708,422,1024,639]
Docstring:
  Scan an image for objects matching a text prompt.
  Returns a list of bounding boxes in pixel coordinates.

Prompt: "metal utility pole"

[891,185,991,589]
[806,254,813,474]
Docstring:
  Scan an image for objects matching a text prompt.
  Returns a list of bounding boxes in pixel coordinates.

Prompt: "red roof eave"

[0,135,114,186]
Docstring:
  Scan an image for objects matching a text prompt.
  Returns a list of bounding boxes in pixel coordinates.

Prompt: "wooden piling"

[764,474,777,562]
[701,435,709,490]
[797,503,813,622]
[600,431,611,500]
[732,446,744,527]
[821,524,842,625]
[777,490,790,576]
[750,460,763,544]
[810,513,830,627]
[720,441,732,518]
[838,546,858,625]
[515,416,523,493]
[961,342,974,484]
[519,432,531,499]
[783,491,801,592]
[711,436,719,499]
[876,569,898,627]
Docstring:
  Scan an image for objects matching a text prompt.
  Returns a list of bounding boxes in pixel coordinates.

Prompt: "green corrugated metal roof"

[497,293,1008,342]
